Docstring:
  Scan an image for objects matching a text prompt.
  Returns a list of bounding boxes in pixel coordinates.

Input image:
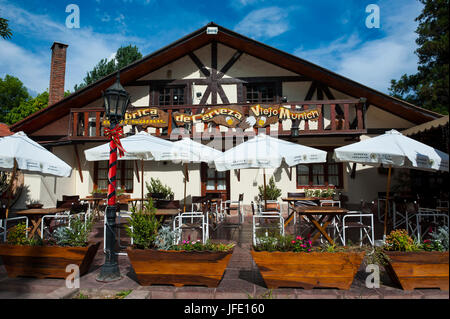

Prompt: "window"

[296,151,343,188]
[157,86,185,106]
[94,161,134,192]
[245,83,276,103]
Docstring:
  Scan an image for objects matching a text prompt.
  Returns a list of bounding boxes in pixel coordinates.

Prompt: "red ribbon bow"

[104,126,126,158]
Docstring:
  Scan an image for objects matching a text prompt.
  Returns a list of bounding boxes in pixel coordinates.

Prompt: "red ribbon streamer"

[104,126,126,158]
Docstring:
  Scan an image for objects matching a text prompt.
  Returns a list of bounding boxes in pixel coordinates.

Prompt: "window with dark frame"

[94,161,134,193]
[157,86,185,106]
[244,83,276,103]
[296,151,343,188]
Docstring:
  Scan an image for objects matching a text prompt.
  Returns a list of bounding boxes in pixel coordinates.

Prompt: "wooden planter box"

[127,247,233,287]
[384,251,449,290]
[251,250,365,289]
[0,242,100,279]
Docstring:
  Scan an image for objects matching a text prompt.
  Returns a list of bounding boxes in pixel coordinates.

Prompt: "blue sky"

[0,0,423,96]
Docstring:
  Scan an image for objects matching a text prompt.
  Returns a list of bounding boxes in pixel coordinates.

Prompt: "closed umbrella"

[214,133,327,208]
[0,131,72,218]
[333,129,449,236]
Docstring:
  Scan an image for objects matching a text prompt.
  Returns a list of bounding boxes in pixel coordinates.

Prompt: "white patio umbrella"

[333,129,449,236]
[84,131,178,206]
[214,133,328,208]
[84,132,221,210]
[172,137,223,211]
[0,131,72,218]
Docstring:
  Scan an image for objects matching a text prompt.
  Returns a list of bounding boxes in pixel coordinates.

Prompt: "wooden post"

[263,168,267,211]
[383,165,392,237]
[183,163,189,213]
[5,159,18,219]
[141,159,144,210]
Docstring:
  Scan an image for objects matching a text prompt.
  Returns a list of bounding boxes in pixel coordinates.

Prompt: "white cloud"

[0,1,145,93]
[234,6,289,39]
[293,0,423,93]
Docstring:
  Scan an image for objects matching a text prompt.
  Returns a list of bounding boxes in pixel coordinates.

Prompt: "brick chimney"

[48,42,68,106]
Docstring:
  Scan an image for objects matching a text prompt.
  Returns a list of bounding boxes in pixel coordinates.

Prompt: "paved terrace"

[0,210,448,300]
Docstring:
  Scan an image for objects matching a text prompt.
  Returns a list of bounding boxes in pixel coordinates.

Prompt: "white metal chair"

[413,207,449,242]
[173,211,208,244]
[252,211,284,246]
[335,200,375,246]
[41,210,86,240]
[220,193,244,225]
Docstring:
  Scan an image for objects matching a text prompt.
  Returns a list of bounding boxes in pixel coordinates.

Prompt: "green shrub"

[52,215,94,247]
[171,240,235,252]
[258,177,282,200]
[126,198,162,249]
[146,177,174,200]
[428,226,449,251]
[6,222,43,246]
[384,229,420,252]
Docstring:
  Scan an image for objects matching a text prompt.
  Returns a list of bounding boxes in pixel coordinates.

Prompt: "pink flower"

[291,240,296,244]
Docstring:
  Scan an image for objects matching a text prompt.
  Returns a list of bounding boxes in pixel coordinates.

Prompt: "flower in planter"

[383,229,420,252]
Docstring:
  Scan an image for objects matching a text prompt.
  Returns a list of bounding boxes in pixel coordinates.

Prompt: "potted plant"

[146,177,174,200]
[0,215,100,279]
[126,199,234,287]
[382,228,449,290]
[251,234,366,289]
[257,177,282,210]
[26,199,44,209]
[91,188,107,199]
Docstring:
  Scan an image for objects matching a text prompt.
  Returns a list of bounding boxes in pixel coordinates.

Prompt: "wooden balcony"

[68,99,366,141]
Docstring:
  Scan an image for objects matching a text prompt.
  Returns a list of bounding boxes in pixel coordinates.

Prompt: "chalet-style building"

[9,22,445,210]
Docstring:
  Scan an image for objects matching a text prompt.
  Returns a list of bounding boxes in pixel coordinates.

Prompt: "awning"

[402,115,449,136]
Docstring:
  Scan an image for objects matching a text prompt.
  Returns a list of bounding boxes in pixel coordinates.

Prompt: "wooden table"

[294,206,348,245]
[282,197,321,226]
[15,208,68,238]
[125,198,147,211]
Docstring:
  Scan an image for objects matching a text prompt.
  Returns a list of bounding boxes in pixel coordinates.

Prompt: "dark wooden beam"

[217,51,243,79]
[188,52,210,78]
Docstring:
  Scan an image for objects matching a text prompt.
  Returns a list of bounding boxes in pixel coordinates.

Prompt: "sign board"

[103,108,169,128]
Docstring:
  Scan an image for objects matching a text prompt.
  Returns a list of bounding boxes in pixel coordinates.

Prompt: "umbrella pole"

[141,159,144,210]
[5,159,18,220]
[383,165,392,238]
[263,168,267,211]
[183,163,188,213]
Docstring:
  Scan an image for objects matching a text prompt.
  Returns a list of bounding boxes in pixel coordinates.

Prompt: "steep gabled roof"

[10,22,442,134]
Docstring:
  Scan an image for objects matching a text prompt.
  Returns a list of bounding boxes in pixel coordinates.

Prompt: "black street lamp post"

[96,72,130,282]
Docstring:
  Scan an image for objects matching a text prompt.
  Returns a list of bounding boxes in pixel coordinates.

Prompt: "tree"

[0,13,12,39]
[74,44,142,91]
[0,75,30,123]
[389,0,449,115]
[3,90,71,125]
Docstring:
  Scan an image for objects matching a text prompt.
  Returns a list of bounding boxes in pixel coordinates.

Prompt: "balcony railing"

[68,99,366,140]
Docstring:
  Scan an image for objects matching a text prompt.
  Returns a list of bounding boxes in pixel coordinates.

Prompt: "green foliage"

[0,15,12,39]
[426,226,449,251]
[304,188,336,198]
[171,240,235,252]
[389,0,449,114]
[126,199,162,249]
[258,177,282,200]
[52,215,94,247]
[384,229,421,252]
[254,234,313,252]
[0,75,30,123]
[6,222,43,246]
[146,177,174,200]
[154,225,177,250]
[115,290,132,299]
[74,45,142,91]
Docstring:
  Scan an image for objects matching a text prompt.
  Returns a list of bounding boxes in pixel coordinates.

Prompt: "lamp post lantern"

[96,72,130,282]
